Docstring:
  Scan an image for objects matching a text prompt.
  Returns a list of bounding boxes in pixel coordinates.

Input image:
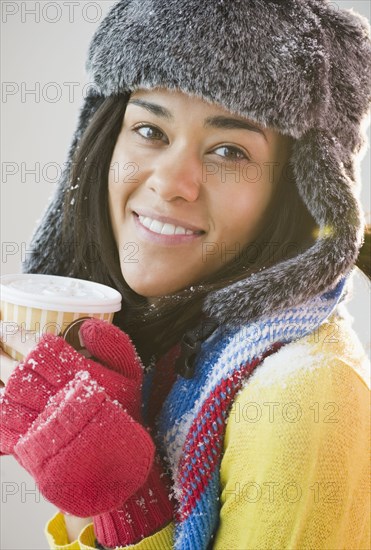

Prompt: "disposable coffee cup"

[0,274,122,362]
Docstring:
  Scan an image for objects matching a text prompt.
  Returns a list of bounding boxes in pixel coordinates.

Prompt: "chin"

[123,273,185,298]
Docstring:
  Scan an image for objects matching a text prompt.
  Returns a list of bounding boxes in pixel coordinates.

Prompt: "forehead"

[129,87,240,115]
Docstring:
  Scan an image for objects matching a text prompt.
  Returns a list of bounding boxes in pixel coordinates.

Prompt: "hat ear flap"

[290,128,364,271]
[203,128,364,327]
[308,1,371,152]
[22,92,105,275]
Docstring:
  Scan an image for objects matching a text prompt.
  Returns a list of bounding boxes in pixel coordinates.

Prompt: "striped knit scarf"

[144,275,349,550]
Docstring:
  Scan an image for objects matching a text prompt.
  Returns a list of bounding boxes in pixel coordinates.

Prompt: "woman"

[1,0,370,548]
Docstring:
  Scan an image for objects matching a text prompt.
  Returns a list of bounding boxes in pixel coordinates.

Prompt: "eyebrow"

[127,99,268,141]
[128,99,173,120]
[204,116,267,141]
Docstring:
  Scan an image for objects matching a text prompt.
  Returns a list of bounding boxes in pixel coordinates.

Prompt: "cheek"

[214,172,274,245]
[108,136,142,234]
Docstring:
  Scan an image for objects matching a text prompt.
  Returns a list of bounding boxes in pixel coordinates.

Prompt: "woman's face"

[108,88,291,298]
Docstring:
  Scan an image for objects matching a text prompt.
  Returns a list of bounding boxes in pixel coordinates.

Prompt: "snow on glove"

[0,319,143,455]
[93,454,174,547]
[79,321,174,545]
[0,318,173,530]
[14,370,155,517]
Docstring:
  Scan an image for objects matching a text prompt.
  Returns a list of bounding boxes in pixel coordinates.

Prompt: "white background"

[1,1,370,549]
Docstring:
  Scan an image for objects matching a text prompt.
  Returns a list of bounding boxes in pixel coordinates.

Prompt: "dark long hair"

[61,94,370,364]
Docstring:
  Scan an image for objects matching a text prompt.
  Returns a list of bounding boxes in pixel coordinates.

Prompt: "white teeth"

[149,219,164,233]
[161,223,176,235]
[175,226,186,235]
[138,215,197,236]
[140,217,153,229]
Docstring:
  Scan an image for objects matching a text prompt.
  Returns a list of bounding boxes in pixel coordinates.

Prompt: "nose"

[147,146,202,202]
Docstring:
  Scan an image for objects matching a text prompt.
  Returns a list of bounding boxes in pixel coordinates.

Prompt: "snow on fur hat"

[24,0,371,326]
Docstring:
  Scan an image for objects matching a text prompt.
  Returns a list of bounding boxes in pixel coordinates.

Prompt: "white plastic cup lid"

[0,274,122,313]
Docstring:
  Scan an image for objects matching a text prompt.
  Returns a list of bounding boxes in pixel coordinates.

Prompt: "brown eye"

[134,124,167,142]
[213,145,249,161]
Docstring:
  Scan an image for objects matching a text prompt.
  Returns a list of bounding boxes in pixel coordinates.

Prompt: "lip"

[132,212,206,245]
[132,208,207,234]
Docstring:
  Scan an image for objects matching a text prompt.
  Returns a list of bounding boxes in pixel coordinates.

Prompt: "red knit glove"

[77,322,174,546]
[0,319,174,536]
[14,370,155,516]
[0,320,143,456]
[0,321,155,516]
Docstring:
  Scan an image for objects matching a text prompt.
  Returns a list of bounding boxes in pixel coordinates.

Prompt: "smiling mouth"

[133,212,206,236]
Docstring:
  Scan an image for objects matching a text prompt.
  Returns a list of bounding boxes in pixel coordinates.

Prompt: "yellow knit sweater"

[45,307,370,550]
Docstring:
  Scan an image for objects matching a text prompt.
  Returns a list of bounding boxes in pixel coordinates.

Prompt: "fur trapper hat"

[24,0,371,327]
